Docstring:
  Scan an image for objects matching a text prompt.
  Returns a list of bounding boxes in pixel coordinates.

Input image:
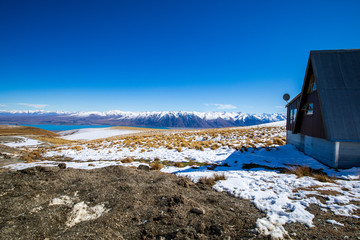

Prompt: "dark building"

[286,49,360,168]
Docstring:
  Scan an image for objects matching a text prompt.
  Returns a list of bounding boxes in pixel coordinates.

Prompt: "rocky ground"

[1,164,359,240]
[0,164,267,240]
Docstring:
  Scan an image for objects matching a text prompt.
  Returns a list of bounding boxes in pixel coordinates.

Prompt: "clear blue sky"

[1,0,359,113]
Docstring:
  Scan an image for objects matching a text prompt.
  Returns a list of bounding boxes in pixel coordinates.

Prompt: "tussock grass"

[198,173,227,186]
[198,176,215,186]
[285,165,336,183]
[20,149,44,163]
[150,161,164,170]
[121,157,133,163]
[174,162,184,168]
[313,174,336,183]
[213,173,226,181]
[35,136,76,145]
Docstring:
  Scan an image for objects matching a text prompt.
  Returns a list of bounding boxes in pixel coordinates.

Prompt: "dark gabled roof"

[310,49,360,142]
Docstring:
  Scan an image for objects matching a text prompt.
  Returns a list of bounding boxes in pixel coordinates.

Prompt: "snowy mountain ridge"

[0,110,285,128]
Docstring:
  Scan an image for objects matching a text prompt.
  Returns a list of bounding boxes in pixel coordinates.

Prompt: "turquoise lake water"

[20,124,168,131]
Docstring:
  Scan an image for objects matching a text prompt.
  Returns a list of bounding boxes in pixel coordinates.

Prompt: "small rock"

[229,208,235,212]
[58,163,67,169]
[209,224,222,236]
[195,222,206,234]
[137,165,150,171]
[190,207,205,214]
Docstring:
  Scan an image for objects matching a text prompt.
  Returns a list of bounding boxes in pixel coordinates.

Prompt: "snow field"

[58,128,141,141]
[3,136,42,147]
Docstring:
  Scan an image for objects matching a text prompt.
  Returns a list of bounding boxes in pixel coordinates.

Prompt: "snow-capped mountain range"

[0,110,286,128]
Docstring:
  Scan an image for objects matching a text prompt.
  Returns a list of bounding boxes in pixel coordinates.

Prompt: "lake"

[20,124,168,132]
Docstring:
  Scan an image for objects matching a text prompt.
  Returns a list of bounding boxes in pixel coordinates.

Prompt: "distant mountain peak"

[0,110,285,128]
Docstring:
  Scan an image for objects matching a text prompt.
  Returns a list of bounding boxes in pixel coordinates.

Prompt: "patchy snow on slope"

[2,137,42,147]
[2,125,360,239]
[58,128,140,141]
[172,145,360,239]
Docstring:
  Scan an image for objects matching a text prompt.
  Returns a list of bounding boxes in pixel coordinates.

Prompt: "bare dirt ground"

[0,165,267,240]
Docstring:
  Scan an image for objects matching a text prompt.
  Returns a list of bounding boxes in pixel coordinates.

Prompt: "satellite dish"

[283,93,290,102]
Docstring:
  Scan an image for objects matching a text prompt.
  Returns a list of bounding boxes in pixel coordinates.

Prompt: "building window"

[302,103,313,115]
[308,74,317,93]
[290,108,297,124]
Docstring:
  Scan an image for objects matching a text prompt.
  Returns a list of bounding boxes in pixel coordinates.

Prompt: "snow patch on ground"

[48,194,109,227]
[326,219,344,226]
[59,128,141,141]
[2,137,42,147]
[250,120,286,127]
[49,195,74,206]
[66,202,109,227]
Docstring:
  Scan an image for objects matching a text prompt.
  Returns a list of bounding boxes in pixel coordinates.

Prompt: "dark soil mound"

[0,165,266,239]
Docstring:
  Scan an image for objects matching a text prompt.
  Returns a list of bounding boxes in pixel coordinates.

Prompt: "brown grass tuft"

[285,165,336,183]
[213,173,226,181]
[35,136,76,145]
[121,157,133,163]
[313,174,336,183]
[150,161,164,170]
[174,162,184,168]
[198,176,216,186]
[198,173,227,186]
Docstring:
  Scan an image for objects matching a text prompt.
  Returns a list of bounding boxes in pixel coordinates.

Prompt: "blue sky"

[1,0,359,113]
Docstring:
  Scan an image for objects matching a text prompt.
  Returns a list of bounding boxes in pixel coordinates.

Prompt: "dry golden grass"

[174,162,184,168]
[121,157,133,163]
[20,149,44,163]
[198,173,227,186]
[150,161,164,170]
[213,173,227,181]
[285,165,336,183]
[198,176,216,186]
[286,165,313,177]
[313,174,336,183]
[35,136,76,145]
[0,125,58,137]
